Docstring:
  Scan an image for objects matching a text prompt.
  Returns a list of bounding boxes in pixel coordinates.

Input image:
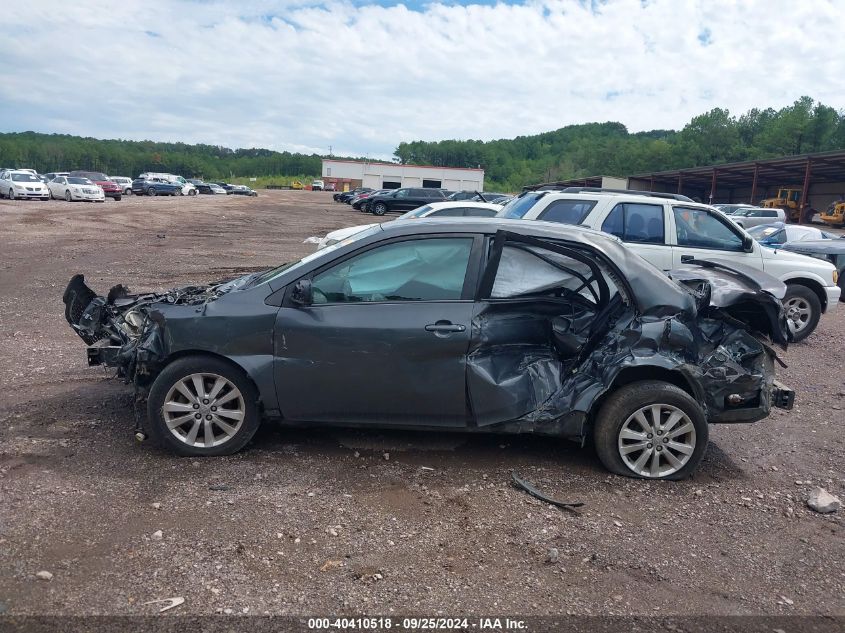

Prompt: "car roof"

[515,189,718,211]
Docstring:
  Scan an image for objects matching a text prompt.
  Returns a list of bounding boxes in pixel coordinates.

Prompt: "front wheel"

[147,187,157,196]
[114,195,121,201]
[593,380,708,480]
[125,188,132,196]
[147,356,261,456]
[65,190,72,202]
[783,285,821,342]
[8,189,14,200]
[372,202,388,216]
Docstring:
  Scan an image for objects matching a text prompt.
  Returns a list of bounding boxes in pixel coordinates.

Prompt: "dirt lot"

[0,190,843,618]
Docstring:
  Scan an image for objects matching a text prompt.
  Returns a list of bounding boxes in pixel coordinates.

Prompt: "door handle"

[681,255,694,263]
[425,321,466,333]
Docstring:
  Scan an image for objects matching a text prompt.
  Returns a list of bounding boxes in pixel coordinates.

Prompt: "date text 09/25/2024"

[307,617,527,630]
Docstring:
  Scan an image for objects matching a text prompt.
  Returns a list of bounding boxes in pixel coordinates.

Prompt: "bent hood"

[669,258,790,345]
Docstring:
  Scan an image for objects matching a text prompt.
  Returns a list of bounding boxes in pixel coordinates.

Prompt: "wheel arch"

[156,350,264,410]
[783,277,827,312]
[586,365,701,431]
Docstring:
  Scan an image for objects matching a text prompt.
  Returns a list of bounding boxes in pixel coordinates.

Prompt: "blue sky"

[1,0,842,159]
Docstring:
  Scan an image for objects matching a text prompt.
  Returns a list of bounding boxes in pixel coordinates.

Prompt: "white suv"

[499,187,840,341]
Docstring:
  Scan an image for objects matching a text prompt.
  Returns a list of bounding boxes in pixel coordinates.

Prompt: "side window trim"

[598,201,669,246]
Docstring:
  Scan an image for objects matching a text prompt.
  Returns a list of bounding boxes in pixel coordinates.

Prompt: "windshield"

[11,173,40,182]
[498,192,545,219]
[398,205,433,219]
[67,177,93,185]
[747,225,782,242]
[249,224,383,287]
[78,172,108,181]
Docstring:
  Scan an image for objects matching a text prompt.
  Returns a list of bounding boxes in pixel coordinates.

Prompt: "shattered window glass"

[312,238,473,303]
[491,244,616,304]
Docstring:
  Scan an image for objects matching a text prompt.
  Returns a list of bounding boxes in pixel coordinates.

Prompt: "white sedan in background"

[0,170,50,200]
[48,176,106,202]
[314,201,504,250]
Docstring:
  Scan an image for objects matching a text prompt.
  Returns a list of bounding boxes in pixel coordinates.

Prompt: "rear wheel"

[147,356,261,456]
[593,380,708,480]
[124,188,132,196]
[783,285,821,342]
[148,187,157,197]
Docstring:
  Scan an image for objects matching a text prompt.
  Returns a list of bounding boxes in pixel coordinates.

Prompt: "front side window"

[311,238,473,303]
[397,205,433,219]
[395,189,409,198]
[601,203,665,244]
[673,207,744,251]
[537,199,596,225]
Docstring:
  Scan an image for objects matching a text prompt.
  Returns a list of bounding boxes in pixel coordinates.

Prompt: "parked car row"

[334,187,511,214]
[0,168,259,202]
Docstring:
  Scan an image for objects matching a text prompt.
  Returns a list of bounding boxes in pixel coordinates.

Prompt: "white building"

[321,159,484,192]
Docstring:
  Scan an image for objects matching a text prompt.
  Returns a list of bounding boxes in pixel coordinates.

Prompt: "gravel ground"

[0,190,843,618]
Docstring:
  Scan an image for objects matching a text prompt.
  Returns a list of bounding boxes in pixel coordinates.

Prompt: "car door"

[274,234,481,426]
[595,201,675,271]
[669,205,762,269]
[49,177,65,197]
[468,231,616,426]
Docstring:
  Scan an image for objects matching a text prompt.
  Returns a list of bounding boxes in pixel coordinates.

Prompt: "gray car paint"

[63,218,793,440]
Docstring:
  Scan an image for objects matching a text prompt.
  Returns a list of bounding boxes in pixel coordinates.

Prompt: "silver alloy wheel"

[65,190,71,201]
[162,373,245,448]
[8,188,14,200]
[784,296,811,334]
[617,403,696,478]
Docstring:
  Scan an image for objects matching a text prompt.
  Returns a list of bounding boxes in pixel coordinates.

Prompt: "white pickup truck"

[499,187,840,341]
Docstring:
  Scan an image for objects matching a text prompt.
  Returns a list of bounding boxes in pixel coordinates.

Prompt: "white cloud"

[1,0,843,158]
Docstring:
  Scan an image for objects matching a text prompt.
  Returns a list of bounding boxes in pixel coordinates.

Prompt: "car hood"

[669,258,789,345]
[326,223,379,242]
[760,243,836,266]
[782,239,845,256]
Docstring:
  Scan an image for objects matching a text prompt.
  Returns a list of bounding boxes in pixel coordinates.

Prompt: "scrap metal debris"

[143,597,185,613]
[511,471,584,512]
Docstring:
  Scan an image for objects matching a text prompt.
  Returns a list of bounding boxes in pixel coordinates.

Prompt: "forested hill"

[394,97,845,190]
[2,97,843,189]
[0,132,326,181]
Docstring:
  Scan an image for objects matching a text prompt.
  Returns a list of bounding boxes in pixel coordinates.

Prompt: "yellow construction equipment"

[820,199,845,226]
[290,180,304,190]
[760,187,803,221]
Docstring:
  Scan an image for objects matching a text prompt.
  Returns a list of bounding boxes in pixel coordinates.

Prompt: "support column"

[677,173,683,195]
[709,169,717,204]
[750,163,759,204]
[798,159,812,225]
[649,176,654,192]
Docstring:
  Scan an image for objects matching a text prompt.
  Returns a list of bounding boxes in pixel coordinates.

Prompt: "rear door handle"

[425,321,466,333]
[681,255,694,263]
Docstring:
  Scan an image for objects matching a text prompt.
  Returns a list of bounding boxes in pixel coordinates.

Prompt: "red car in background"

[69,171,122,200]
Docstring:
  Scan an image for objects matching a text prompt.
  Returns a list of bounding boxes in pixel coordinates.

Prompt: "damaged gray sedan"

[63,219,794,480]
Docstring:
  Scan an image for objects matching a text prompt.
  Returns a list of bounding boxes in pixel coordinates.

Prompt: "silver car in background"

[729,206,786,229]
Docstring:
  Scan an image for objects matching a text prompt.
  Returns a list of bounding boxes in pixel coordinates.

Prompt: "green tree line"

[394,97,845,190]
[0,132,325,180]
[1,97,843,190]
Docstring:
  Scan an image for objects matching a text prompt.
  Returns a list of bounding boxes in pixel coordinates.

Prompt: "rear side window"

[601,203,665,244]
[463,207,498,217]
[428,207,465,217]
[537,199,597,225]
[499,193,545,219]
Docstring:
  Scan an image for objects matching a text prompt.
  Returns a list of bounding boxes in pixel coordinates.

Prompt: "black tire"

[372,202,388,216]
[782,284,821,342]
[114,195,121,201]
[8,188,14,200]
[148,187,157,197]
[593,380,708,481]
[65,190,71,202]
[146,356,261,456]
[837,272,845,302]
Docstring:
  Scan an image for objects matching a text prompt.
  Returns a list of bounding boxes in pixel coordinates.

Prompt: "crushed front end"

[63,274,223,384]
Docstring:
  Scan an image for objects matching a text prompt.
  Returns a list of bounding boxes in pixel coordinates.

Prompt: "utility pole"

[328,145,332,157]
